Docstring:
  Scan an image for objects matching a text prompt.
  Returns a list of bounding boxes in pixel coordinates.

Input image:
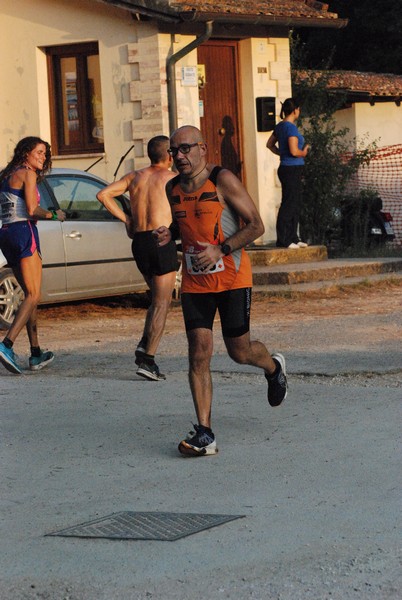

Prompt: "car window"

[45,175,113,221]
[38,182,56,210]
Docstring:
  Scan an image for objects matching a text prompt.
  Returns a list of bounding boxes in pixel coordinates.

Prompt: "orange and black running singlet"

[167,166,252,293]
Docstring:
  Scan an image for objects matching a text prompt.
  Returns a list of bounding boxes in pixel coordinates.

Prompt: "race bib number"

[184,251,225,275]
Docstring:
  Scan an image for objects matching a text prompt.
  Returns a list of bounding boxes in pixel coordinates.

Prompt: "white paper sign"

[181,66,198,87]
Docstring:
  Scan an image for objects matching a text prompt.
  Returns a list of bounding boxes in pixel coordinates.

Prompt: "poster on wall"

[181,66,198,87]
[65,72,79,132]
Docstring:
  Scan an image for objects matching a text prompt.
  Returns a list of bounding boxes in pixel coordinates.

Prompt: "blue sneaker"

[29,350,54,371]
[0,342,22,374]
[178,424,218,457]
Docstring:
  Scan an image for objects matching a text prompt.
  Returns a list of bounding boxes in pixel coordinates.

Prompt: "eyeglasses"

[167,142,202,157]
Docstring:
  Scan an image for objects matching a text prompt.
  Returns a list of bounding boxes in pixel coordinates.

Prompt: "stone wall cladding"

[128,31,168,168]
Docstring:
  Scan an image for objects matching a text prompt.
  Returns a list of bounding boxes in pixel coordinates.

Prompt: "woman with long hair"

[266,98,310,248]
[0,136,65,374]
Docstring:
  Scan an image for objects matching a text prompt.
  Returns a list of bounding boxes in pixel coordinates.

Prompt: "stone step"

[247,244,328,266]
[251,257,402,293]
[252,271,402,296]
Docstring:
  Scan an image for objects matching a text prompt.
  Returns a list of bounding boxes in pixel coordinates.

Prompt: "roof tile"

[295,70,402,97]
[169,0,339,19]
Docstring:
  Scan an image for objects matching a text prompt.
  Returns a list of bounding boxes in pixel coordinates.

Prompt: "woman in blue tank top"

[266,98,310,249]
[0,136,65,374]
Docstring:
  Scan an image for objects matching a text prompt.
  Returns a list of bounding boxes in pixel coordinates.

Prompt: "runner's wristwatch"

[221,242,232,256]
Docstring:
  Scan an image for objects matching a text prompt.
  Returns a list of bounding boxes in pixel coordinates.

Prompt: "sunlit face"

[25,143,47,172]
[169,128,207,177]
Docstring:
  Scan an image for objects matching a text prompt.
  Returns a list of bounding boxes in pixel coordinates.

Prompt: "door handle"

[65,231,82,239]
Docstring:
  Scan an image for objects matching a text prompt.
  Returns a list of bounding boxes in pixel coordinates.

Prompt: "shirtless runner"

[97,135,177,380]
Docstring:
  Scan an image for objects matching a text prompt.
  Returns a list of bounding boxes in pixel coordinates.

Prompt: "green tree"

[292,0,402,75]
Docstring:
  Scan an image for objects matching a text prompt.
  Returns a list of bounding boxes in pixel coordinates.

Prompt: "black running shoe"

[137,361,166,381]
[29,350,54,371]
[178,424,218,457]
[266,353,288,407]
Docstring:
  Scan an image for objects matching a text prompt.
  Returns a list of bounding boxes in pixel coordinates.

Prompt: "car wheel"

[0,268,24,329]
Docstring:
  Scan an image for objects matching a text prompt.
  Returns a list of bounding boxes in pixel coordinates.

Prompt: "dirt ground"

[27,278,402,391]
[39,277,402,324]
[36,278,402,363]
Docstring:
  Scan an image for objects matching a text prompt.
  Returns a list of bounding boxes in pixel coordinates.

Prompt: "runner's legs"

[187,327,214,428]
[142,270,176,356]
[7,251,42,345]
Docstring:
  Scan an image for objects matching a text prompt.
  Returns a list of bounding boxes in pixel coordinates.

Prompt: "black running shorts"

[181,288,252,338]
[132,231,178,277]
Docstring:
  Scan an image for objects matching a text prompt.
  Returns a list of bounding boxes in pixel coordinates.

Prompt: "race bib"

[184,250,225,275]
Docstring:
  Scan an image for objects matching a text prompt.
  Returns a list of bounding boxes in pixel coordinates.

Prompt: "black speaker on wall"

[256,97,276,132]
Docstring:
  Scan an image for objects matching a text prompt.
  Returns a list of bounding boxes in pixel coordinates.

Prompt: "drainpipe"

[166,20,213,134]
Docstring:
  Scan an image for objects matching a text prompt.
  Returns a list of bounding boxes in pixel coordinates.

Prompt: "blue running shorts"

[0,221,41,266]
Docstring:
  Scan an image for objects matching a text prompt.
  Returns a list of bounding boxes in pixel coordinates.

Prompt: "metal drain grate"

[46,511,245,541]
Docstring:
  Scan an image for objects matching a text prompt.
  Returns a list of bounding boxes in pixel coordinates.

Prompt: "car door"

[45,173,144,298]
[36,181,67,302]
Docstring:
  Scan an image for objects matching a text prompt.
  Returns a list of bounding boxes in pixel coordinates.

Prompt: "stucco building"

[0,0,346,242]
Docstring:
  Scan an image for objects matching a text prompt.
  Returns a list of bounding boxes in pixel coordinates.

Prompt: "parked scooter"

[367,196,395,245]
[340,194,395,248]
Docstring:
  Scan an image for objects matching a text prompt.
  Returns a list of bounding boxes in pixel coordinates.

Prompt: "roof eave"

[341,92,402,104]
[175,11,348,29]
[96,0,182,22]
[97,1,348,28]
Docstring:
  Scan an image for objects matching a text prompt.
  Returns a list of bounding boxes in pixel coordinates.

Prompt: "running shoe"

[29,350,54,371]
[178,424,218,457]
[0,342,22,374]
[297,241,308,248]
[137,361,166,381]
[266,352,288,407]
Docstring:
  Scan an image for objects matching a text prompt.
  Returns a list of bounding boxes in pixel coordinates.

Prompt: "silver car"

[0,168,148,328]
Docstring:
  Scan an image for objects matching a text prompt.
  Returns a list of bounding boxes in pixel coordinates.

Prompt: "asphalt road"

[0,285,401,599]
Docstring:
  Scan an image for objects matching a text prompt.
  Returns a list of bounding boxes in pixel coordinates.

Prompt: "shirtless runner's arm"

[96,173,135,237]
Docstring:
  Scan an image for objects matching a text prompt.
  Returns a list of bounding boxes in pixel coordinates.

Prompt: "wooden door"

[197,41,243,180]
